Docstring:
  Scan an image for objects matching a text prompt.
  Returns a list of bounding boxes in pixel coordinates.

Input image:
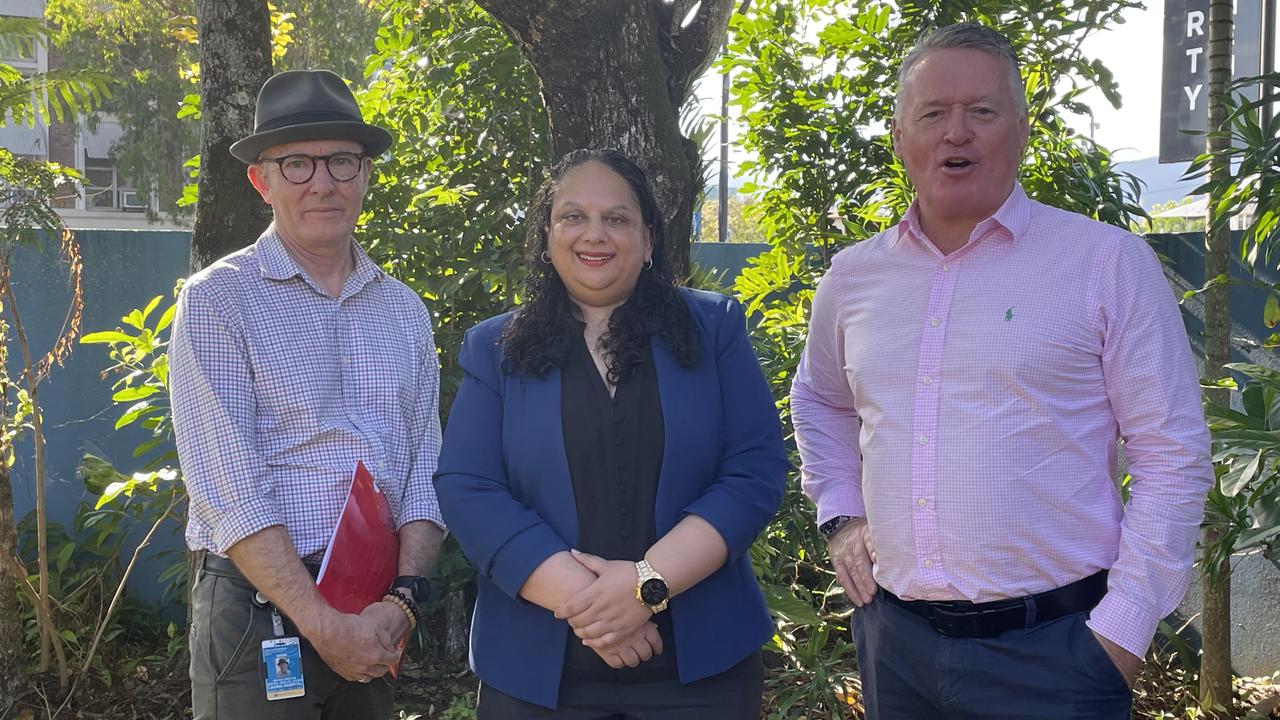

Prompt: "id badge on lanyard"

[256,592,305,701]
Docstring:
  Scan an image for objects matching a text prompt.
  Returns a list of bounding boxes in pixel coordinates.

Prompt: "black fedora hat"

[229,70,393,163]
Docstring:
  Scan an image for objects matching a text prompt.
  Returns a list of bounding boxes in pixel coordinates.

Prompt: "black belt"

[198,551,321,582]
[879,570,1108,638]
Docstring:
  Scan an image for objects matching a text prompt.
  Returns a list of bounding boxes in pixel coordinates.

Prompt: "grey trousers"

[189,559,394,720]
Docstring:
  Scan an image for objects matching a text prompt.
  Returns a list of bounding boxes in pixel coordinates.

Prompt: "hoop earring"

[540,251,552,264]
[643,258,653,270]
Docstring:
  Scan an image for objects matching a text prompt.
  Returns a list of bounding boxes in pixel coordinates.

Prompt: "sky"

[1071,3,1165,162]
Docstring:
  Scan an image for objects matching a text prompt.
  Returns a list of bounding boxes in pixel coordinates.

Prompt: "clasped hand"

[309,601,409,683]
[554,550,663,670]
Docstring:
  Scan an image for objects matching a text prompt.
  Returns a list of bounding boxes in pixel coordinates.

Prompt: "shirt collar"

[256,225,384,297]
[893,182,1031,249]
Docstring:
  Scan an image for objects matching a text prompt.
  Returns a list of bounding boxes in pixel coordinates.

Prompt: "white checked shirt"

[170,226,444,558]
[792,185,1212,657]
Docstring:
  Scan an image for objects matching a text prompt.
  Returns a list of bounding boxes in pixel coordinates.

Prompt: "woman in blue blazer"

[434,149,788,718]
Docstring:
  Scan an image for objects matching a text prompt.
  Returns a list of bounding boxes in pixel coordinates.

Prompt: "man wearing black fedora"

[170,69,446,719]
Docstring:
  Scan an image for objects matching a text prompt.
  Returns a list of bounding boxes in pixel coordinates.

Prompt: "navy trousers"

[852,595,1132,720]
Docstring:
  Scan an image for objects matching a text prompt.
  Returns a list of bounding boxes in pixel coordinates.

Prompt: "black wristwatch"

[819,515,856,539]
[391,575,432,606]
[634,560,669,613]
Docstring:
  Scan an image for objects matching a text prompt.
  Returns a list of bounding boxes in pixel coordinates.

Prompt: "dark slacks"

[476,651,763,720]
[851,595,1131,720]
[189,560,394,720]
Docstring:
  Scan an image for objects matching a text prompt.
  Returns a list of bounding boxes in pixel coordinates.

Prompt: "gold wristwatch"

[634,559,670,613]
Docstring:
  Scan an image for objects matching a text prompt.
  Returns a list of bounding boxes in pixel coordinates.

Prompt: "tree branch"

[661,0,735,105]
[472,0,543,42]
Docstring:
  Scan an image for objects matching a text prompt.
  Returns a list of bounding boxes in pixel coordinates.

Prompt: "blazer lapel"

[510,367,580,546]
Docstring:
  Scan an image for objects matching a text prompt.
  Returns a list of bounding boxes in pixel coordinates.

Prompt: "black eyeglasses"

[258,152,368,184]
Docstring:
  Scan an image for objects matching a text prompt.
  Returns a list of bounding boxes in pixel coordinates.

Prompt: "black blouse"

[560,329,677,683]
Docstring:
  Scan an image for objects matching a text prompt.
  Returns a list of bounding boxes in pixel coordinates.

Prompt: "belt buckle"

[927,601,1023,638]
[926,603,982,637]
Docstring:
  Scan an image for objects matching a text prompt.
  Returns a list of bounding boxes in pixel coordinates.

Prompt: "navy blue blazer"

[434,288,788,709]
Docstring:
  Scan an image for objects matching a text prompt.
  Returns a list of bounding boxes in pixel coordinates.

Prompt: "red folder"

[315,461,405,676]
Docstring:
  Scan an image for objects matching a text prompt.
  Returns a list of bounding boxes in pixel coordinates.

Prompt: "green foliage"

[15,507,180,686]
[0,20,107,240]
[79,290,187,603]
[1200,364,1280,578]
[81,292,177,463]
[698,195,769,244]
[46,0,194,218]
[45,0,379,220]
[1187,73,1280,269]
[15,285,185,689]
[1143,198,1206,235]
[358,0,545,409]
[723,0,1145,255]
[274,0,381,80]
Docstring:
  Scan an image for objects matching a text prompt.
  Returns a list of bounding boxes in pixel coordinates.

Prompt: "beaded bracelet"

[383,589,420,630]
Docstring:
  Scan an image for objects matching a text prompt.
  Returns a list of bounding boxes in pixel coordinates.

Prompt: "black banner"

[1159,0,1264,163]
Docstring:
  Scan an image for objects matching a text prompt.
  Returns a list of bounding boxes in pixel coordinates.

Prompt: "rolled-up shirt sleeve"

[169,281,281,555]
[792,252,867,525]
[1087,236,1213,657]
[395,306,445,530]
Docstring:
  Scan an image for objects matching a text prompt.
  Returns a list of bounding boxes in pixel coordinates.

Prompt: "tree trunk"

[1199,0,1235,712]
[187,0,273,632]
[0,461,23,704]
[191,0,273,273]
[473,0,733,279]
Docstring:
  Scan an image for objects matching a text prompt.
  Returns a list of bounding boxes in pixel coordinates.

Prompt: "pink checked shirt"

[792,185,1212,657]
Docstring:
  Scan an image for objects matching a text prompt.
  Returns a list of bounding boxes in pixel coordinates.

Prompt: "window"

[84,162,116,209]
[82,160,143,212]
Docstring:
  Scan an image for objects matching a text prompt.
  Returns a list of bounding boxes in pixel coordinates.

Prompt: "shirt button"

[340,356,349,365]
[942,263,951,272]
[922,375,933,385]
[918,435,928,445]
[929,318,940,327]
[917,498,928,508]
[924,559,934,568]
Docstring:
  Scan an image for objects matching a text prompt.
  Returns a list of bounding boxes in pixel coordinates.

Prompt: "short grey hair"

[894,22,1028,120]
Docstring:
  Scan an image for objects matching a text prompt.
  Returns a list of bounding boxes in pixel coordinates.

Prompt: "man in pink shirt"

[791,22,1212,719]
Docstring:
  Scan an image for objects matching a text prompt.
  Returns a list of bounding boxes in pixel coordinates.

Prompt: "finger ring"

[359,675,371,683]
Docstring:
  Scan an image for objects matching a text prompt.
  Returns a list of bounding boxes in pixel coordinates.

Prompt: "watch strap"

[819,515,855,538]
[391,575,430,605]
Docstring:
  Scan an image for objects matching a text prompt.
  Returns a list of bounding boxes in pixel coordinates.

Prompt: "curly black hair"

[501,148,700,383]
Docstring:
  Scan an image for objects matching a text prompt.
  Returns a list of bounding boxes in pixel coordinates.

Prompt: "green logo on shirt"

[1005,307,1014,322]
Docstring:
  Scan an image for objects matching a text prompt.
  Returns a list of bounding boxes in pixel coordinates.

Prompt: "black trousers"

[189,556,394,720]
[852,596,1131,720]
[476,650,763,720]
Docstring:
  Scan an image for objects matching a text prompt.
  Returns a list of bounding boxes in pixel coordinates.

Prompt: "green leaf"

[112,385,158,402]
[80,330,137,345]
[764,584,824,626]
[115,400,156,430]
[1221,449,1263,497]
